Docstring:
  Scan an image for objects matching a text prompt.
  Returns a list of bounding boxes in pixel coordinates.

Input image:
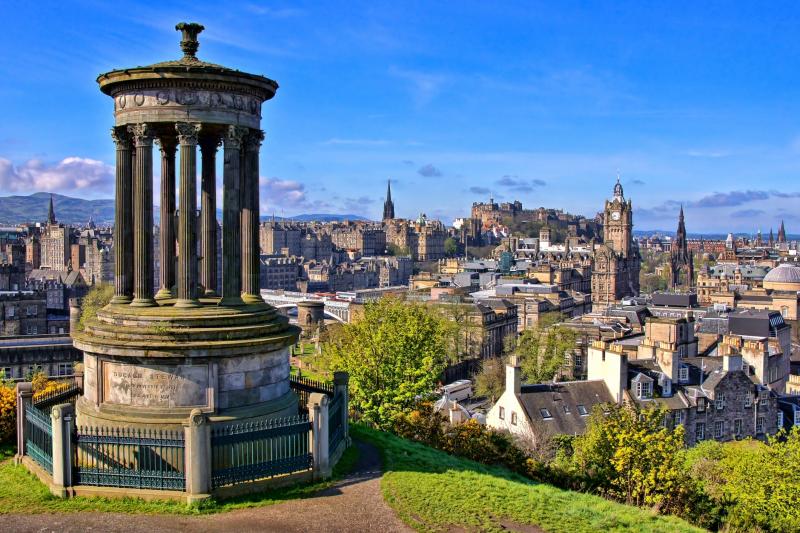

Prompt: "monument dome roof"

[763,263,800,285]
[97,22,278,101]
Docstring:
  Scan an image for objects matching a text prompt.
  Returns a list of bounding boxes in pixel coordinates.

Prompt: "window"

[714,420,724,439]
[695,423,705,441]
[734,419,742,436]
[778,411,784,429]
[540,408,552,420]
[635,380,652,399]
[26,305,37,317]
[663,379,671,397]
[795,407,800,427]
[0,367,11,379]
[563,405,571,414]
[744,394,752,408]
[57,363,71,376]
[760,396,769,407]
[511,412,518,425]
[756,416,765,434]
[26,325,37,335]
[498,406,505,420]
[574,355,583,368]
[674,410,684,425]
[58,327,65,334]
[697,398,706,412]
[716,393,725,410]
[5,306,15,318]
[577,404,588,416]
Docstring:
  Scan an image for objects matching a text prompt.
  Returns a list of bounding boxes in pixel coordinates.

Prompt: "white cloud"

[259,177,308,207]
[0,157,113,194]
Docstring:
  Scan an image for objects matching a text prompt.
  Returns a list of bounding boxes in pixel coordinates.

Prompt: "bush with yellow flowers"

[0,372,72,444]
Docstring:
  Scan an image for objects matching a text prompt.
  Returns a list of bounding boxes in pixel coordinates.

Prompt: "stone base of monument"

[72,298,301,431]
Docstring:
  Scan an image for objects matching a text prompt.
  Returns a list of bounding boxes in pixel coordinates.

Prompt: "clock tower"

[603,178,633,258]
[592,177,640,309]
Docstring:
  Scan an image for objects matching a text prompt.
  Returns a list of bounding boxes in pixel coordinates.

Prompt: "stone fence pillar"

[50,403,74,496]
[183,409,211,503]
[308,392,330,480]
[333,371,350,445]
[15,382,32,464]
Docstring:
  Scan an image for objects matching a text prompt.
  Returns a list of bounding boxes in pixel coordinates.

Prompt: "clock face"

[611,211,621,221]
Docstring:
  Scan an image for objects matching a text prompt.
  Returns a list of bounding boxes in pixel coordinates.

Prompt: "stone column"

[129,123,156,307]
[50,403,74,497]
[333,371,350,445]
[308,392,330,480]
[200,136,220,296]
[242,130,265,303]
[155,137,177,300]
[221,125,247,306]
[110,127,133,304]
[175,122,201,308]
[183,409,211,503]
[14,382,32,463]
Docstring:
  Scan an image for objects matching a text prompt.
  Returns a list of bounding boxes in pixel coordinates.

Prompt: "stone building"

[385,214,446,261]
[591,178,640,309]
[0,334,81,381]
[39,197,71,270]
[588,339,779,446]
[330,223,386,257]
[0,292,48,336]
[260,254,301,290]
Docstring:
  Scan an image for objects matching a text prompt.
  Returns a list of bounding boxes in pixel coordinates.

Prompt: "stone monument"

[73,22,300,430]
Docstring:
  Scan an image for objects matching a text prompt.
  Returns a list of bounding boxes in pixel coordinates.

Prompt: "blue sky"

[1,1,800,233]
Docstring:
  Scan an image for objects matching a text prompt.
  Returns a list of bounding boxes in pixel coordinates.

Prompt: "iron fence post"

[308,392,330,480]
[14,382,33,464]
[184,408,211,502]
[333,371,350,445]
[50,403,74,496]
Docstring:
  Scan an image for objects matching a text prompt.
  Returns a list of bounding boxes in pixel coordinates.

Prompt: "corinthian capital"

[110,127,130,149]
[127,123,154,147]
[223,125,248,150]
[244,129,265,151]
[175,122,202,145]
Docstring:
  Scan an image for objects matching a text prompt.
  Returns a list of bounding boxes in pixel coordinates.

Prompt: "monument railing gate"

[15,372,350,502]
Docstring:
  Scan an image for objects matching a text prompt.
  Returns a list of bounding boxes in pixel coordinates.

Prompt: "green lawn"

[0,441,357,515]
[353,425,705,533]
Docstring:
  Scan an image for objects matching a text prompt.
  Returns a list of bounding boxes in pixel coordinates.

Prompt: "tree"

[474,357,505,403]
[387,243,410,256]
[511,324,577,384]
[444,237,458,256]
[324,297,450,428]
[571,403,690,513]
[432,302,483,363]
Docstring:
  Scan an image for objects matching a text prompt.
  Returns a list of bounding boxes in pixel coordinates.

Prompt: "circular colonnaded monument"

[73,22,301,430]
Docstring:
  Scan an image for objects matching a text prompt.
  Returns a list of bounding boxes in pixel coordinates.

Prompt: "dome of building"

[763,263,800,291]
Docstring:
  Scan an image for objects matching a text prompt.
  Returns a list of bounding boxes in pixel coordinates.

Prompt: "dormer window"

[635,380,652,400]
[662,378,672,397]
[679,365,689,382]
[540,408,552,420]
[577,404,588,416]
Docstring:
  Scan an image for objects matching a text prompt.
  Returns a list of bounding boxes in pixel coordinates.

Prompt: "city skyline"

[1,2,800,231]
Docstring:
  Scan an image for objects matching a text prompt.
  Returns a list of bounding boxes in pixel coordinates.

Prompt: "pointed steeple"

[778,220,787,243]
[47,194,56,225]
[769,228,775,247]
[382,179,395,221]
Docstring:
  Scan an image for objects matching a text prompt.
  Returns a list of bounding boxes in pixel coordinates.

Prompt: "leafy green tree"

[325,297,449,428]
[511,324,577,383]
[432,302,483,363]
[684,428,800,532]
[444,237,458,256]
[571,403,690,513]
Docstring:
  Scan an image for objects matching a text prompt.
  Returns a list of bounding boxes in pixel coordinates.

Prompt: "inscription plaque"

[103,362,208,408]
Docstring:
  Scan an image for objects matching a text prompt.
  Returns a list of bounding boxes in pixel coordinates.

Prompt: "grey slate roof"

[519,380,613,437]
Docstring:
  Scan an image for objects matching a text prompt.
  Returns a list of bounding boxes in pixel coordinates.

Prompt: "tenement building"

[39,197,71,270]
[591,178,641,309]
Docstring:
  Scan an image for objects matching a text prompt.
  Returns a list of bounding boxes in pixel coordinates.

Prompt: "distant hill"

[0,193,369,226]
[0,192,115,225]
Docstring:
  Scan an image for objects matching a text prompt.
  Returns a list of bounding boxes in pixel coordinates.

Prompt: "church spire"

[778,220,787,243]
[382,179,395,221]
[47,194,56,225]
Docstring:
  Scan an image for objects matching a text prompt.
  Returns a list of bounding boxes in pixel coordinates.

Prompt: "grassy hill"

[353,425,703,533]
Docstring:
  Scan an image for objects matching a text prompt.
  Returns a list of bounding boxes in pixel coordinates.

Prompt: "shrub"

[0,384,15,443]
[77,283,113,332]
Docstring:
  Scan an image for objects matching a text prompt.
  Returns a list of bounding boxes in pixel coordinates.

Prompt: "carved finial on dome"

[175,22,205,61]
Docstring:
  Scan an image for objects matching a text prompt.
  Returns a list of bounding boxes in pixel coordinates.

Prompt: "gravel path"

[3,440,412,533]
